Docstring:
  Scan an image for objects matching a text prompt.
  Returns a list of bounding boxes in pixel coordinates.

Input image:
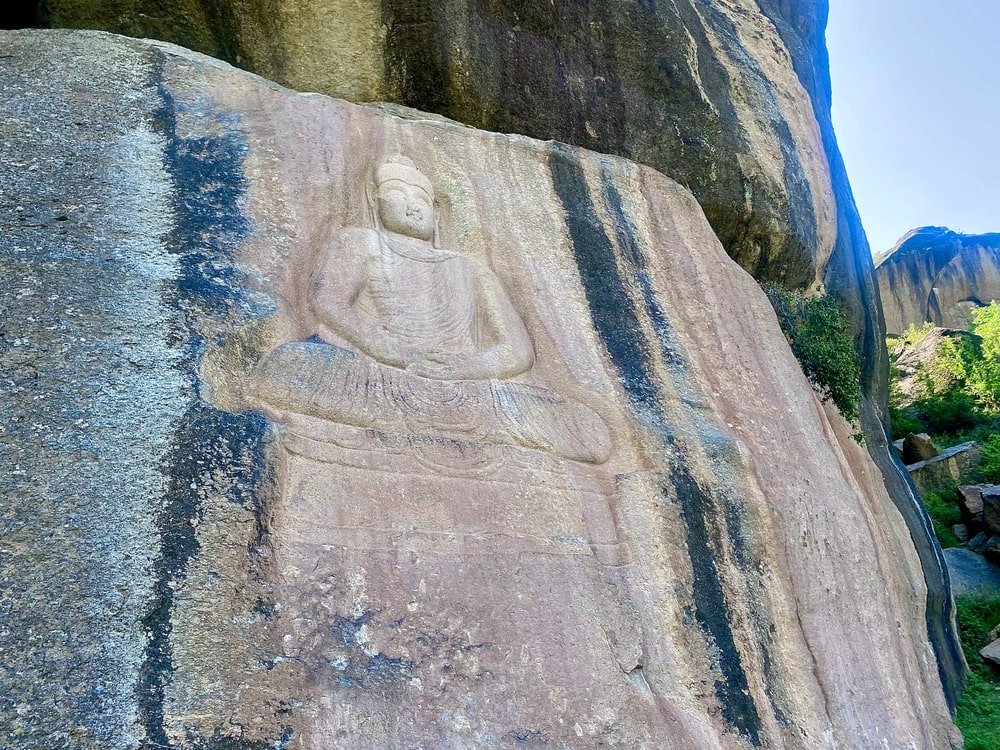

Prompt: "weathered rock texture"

[21,0,966,708]
[877,226,1000,335]
[1,31,959,749]
[34,0,843,289]
[907,442,982,496]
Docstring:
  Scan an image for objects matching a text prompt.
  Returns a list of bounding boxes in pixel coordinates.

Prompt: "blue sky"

[826,0,999,254]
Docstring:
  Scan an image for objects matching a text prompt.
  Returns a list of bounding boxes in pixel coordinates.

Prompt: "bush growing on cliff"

[763,284,862,424]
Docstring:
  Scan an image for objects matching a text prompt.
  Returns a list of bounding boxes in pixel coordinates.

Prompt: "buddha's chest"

[367,247,477,336]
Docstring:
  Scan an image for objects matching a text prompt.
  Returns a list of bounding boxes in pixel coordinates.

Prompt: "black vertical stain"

[604,170,793,731]
[140,53,286,749]
[549,145,762,744]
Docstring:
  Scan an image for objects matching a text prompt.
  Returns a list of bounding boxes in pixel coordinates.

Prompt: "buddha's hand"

[405,349,472,380]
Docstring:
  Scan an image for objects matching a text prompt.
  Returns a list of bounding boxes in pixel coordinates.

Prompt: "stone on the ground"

[983,487,1000,534]
[953,524,970,543]
[984,536,1000,566]
[944,548,1000,596]
[958,484,987,519]
[980,639,1000,668]
[903,432,938,464]
[907,441,982,494]
[969,532,991,554]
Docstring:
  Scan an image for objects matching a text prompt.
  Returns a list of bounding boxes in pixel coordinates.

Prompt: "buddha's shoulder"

[331,226,382,247]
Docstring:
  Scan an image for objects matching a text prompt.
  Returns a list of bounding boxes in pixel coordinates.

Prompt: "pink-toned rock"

[0,30,960,750]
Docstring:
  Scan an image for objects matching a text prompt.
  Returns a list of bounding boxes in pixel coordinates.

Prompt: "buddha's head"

[374,155,436,242]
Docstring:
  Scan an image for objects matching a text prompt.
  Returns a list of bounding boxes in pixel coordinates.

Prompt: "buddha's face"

[377,179,435,241]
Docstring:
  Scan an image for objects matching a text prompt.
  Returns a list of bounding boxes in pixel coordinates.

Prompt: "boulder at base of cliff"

[944,548,1000,597]
[903,432,939,464]
[908,441,982,494]
[0,29,958,750]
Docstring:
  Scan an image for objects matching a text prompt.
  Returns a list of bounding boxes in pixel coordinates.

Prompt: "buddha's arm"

[310,230,418,368]
[475,271,535,379]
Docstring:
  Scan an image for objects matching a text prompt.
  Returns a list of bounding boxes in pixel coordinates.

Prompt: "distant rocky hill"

[877,226,1000,335]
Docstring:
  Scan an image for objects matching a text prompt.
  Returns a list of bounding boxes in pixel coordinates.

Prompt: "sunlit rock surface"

[37,0,836,289]
[23,4,964,702]
[877,226,1000,335]
[25,0,966,707]
[0,31,959,749]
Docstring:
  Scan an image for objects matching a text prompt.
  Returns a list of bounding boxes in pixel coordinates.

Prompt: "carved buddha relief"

[251,155,611,467]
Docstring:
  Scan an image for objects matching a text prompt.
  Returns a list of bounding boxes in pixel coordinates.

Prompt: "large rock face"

[37,0,834,290]
[877,226,1000,335]
[1,31,959,749]
[25,3,964,703]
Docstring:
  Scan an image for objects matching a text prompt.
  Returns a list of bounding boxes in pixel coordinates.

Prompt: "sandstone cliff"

[34,1,844,288]
[0,30,959,749]
[877,226,1000,335]
[19,0,964,707]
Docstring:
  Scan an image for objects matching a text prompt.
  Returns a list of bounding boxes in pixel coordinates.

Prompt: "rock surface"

[36,0,835,289]
[981,639,1000,668]
[877,226,1000,335]
[21,0,967,711]
[907,441,982,494]
[903,432,938,464]
[0,30,959,750]
[944,548,1000,597]
[890,326,981,406]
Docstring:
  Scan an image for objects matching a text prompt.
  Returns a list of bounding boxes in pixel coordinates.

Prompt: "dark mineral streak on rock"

[603,170,795,731]
[550,146,763,744]
[140,53,283,749]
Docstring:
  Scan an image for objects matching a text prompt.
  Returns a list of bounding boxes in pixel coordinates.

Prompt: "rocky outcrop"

[907,442,982,495]
[890,326,980,405]
[0,30,959,750]
[21,0,966,709]
[35,0,845,290]
[944,548,1000,597]
[877,226,1000,335]
[956,485,1000,565]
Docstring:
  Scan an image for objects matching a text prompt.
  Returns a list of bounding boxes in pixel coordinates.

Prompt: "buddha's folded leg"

[491,381,612,464]
[251,341,400,429]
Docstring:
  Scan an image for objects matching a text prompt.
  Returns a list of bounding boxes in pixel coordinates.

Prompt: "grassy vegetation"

[954,596,1000,750]
[889,304,1000,450]
[887,306,1000,746]
[923,487,962,549]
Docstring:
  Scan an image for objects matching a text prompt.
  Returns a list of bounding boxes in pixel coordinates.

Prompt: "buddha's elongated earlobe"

[433,204,441,249]
[366,183,380,230]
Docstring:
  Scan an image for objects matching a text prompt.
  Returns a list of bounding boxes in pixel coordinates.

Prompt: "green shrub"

[918,389,980,436]
[763,284,862,424]
[887,404,923,439]
[954,595,1000,750]
[889,321,935,349]
[979,433,1000,484]
[921,489,961,548]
